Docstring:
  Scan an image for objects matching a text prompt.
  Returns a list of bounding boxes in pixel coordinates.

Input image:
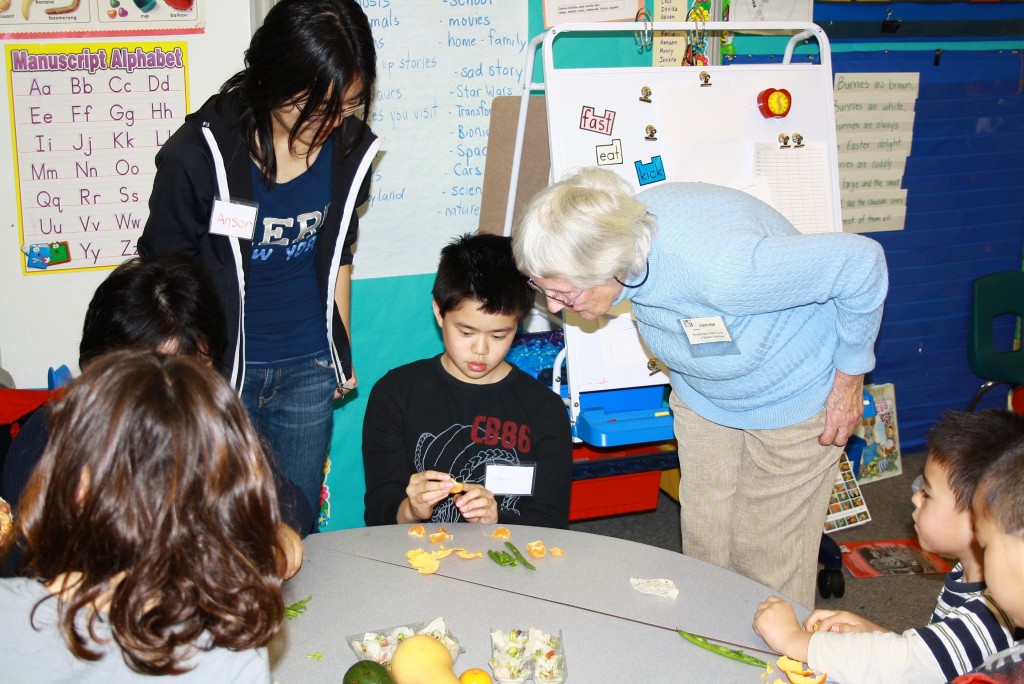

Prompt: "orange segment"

[488,527,511,539]
[450,481,465,494]
[526,540,547,559]
[550,547,565,557]
[407,524,426,537]
[428,527,452,543]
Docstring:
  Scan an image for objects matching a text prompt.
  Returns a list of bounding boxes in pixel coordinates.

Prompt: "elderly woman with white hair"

[513,167,888,608]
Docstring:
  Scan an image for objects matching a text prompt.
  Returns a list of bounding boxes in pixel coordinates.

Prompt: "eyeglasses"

[527,278,587,308]
[341,103,366,118]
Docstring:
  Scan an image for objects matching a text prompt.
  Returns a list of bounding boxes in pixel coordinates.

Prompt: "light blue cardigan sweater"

[616,182,888,430]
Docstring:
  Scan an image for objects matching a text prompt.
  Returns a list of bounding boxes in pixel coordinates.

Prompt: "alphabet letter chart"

[7,42,189,274]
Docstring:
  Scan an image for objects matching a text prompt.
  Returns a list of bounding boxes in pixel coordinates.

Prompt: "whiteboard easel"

[507,23,841,445]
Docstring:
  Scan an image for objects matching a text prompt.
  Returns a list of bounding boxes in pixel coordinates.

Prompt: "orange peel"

[405,548,440,574]
[550,547,565,557]
[455,549,483,559]
[487,527,512,539]
[775,657,825,684]
[428,527,452,543]
[407,524,426,537]
[526,540,547,559]
[784,673,826,684]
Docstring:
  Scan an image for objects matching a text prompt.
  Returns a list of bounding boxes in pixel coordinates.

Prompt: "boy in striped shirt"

[754,410,1023,684]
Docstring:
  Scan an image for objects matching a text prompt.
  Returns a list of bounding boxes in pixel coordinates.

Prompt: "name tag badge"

[680,315,732,345]
[484,463,536,496]
[209,199,258,240]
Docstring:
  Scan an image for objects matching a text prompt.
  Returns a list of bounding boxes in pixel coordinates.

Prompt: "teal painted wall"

[320,273,442,530]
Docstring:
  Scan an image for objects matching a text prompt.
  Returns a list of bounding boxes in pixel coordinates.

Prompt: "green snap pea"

[504,541,536,571]
[488,549,517,567]
[676,629,768,668]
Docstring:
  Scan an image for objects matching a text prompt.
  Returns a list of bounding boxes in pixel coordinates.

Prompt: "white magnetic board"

[540,23,840,411]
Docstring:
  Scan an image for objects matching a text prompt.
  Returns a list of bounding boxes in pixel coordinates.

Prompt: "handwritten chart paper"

[833,72,919,233]
[8,42,188,274]
[357,3,527,277]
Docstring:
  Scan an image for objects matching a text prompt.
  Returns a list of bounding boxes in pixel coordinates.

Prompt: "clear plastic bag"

[489,627,567,684]
[347,616,462,670]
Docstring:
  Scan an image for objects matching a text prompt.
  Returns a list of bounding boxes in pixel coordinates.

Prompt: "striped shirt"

[914,563,1019,680]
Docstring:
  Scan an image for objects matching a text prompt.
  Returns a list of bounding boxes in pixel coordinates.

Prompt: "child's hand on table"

[753,596,812,663]
[804,608,887,634]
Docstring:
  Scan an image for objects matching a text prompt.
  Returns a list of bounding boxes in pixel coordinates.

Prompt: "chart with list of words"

[7,42,188,274]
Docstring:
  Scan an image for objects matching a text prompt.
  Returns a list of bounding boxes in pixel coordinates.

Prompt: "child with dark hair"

[140,0,381,526]
[3,257,309,578]
[0,351,284,681]
[754,410,1024,684]
[78,255,227,368]
[950,439,1024,683]
[363,233,572,528]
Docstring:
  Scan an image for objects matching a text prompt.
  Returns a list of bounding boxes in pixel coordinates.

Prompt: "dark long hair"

[11,351,284,674]
[220,0,377,184]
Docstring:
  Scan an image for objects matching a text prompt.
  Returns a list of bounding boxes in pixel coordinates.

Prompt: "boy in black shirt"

[362,234,572,528]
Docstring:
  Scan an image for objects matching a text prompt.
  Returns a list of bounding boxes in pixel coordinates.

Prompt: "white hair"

[512,167,655,286]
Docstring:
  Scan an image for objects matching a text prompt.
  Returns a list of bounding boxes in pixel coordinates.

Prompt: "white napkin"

[629,577,679,600]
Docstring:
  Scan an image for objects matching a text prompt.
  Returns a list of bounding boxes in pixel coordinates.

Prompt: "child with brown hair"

[950,437,1024,682]
[754,409,1023,684]
[0,350,285,681]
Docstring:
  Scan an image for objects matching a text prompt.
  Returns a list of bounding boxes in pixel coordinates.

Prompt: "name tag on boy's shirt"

[485,463,536,496]
[209,199,258,240]
[680,315,732,344]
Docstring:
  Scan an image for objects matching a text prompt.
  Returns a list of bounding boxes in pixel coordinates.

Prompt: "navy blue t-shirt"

[245,144,333,364]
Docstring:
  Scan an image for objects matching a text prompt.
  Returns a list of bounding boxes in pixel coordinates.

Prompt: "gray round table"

[269,523,808,683]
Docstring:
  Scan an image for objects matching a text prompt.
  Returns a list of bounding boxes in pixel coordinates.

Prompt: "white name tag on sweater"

[209,199,258,240]
[680,316,732,344]
[485,464,536,496]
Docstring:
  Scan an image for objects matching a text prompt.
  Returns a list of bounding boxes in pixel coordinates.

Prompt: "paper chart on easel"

[754,142,833,234]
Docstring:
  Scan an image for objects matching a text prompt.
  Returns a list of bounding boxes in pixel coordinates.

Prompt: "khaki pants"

[670,391,841,609]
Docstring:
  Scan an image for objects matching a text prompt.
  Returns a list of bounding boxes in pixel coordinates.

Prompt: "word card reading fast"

[8,42,189,274]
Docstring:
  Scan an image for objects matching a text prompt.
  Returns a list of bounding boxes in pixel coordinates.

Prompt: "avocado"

[343,660,394,684]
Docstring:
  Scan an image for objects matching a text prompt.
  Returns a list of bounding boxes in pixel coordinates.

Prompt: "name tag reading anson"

[680,316,733,345]
[484,464,536,496]
[209,199,258,240]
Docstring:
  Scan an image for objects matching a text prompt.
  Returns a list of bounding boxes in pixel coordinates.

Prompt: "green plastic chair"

[967,271,1024,411]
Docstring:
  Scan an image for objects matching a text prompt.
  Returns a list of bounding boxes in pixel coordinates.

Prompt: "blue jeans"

[242,353,335,533]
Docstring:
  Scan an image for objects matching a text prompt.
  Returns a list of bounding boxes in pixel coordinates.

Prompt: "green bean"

[504,541,536,571]
[676,629,767,668]
[488,549,517,567]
